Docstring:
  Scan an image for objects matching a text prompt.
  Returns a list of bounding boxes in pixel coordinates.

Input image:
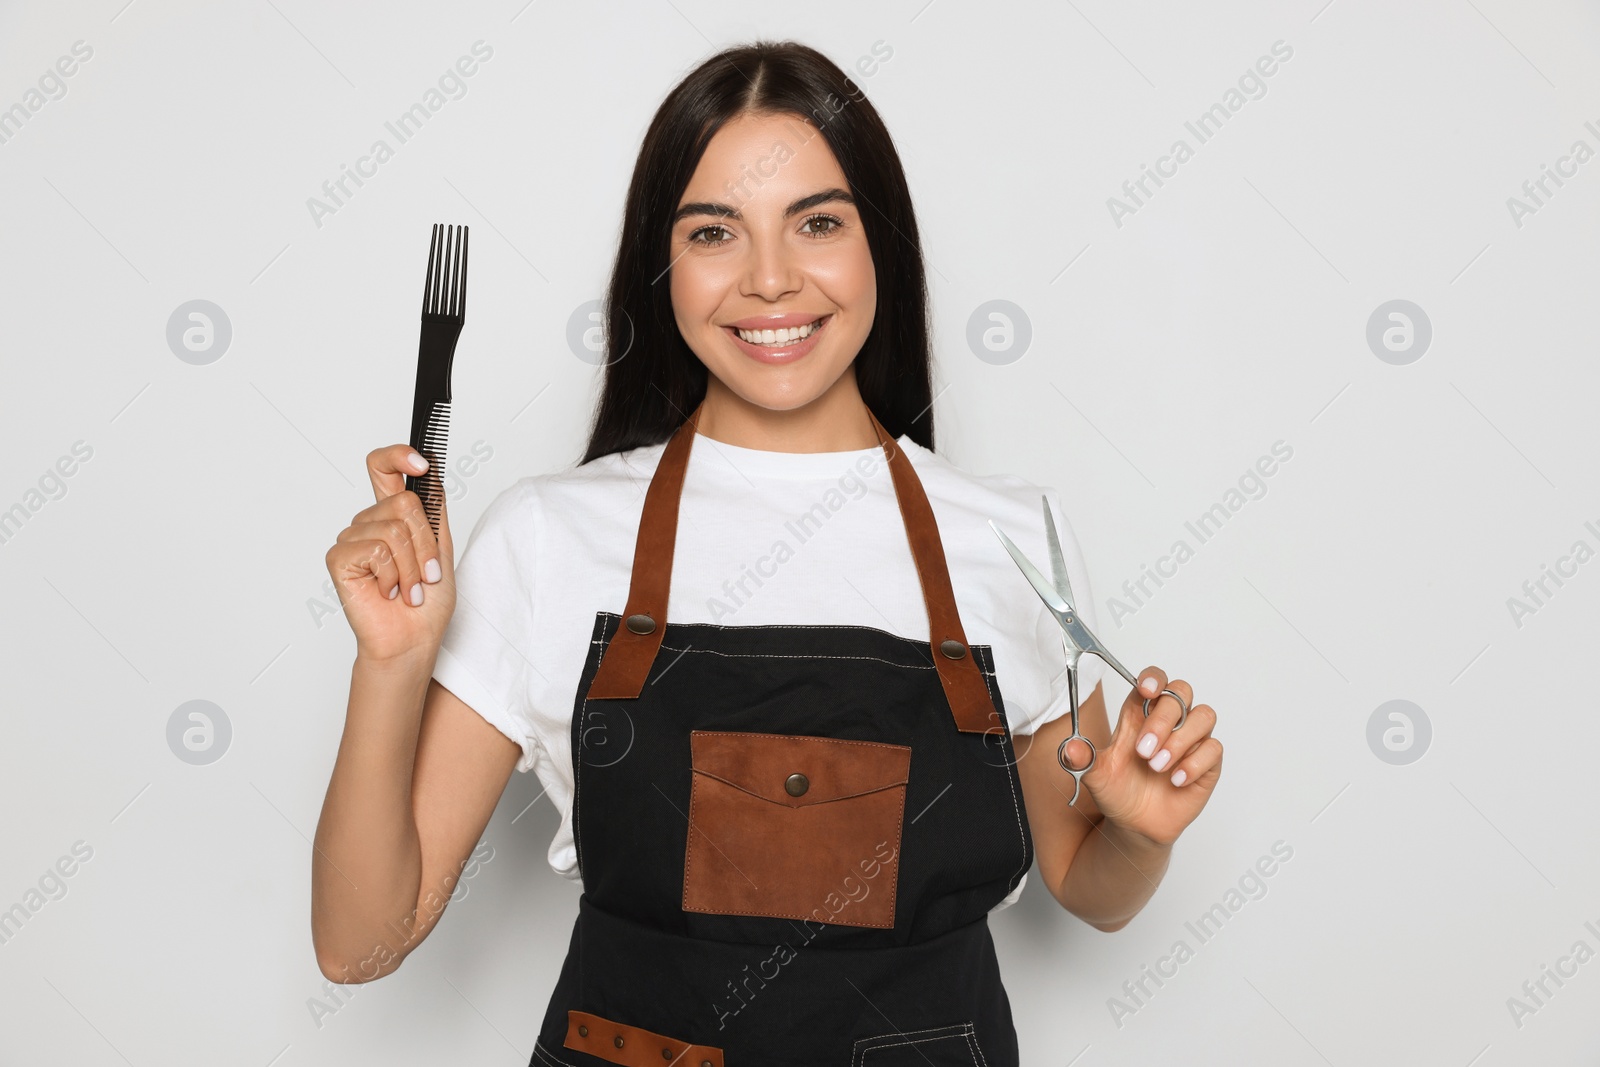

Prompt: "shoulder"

[898,435,1088,622]
[898,437,1070,540]
[470,441,670,530]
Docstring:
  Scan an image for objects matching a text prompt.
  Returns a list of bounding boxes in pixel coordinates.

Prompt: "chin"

[718,377,833,413]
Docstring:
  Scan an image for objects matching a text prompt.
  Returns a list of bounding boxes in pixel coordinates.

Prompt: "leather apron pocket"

[684,730,911,928]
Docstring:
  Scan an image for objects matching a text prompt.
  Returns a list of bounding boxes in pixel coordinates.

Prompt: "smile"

[731,314,830,347]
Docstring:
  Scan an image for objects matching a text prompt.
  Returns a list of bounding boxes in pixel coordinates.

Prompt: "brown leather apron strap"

[585,398,998,734]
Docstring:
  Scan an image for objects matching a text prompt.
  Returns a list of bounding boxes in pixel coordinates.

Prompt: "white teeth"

[736,317,825,345]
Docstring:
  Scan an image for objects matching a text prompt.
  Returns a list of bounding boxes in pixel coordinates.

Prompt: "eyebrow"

[672,187,854,225]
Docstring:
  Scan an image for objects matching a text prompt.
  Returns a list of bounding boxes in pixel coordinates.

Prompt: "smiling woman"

[667,111,878,420]
[313,35,1219,1067]
[573,39,938,462]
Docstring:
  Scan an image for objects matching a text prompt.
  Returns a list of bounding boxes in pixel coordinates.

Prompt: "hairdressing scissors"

[989,496,1190,805]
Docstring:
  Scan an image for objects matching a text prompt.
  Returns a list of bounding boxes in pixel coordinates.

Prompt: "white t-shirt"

[431,428,1105,913]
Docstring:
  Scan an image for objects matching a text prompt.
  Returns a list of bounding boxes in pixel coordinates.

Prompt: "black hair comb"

[405,223,468,535]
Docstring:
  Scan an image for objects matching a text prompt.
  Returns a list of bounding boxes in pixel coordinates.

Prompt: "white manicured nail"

[425,557,441,583]
[410,583,423,606]
[1171,769,1187,787]
[388,584,400,599]
[1150,749,1171,772]
[1137,733,1157,758]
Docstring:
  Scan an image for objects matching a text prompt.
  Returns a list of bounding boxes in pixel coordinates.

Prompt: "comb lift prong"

[434,224,448,316]
[422,223,439,316]
[448,225,462,319]
[458,226,468,319]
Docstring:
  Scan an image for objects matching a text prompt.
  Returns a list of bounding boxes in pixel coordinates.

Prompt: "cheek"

[670,258,732,328]
[813,243,876,305]
[812,273,876,335]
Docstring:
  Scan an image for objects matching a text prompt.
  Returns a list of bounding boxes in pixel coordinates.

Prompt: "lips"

[724,313,832,364]
[727,313,830,347]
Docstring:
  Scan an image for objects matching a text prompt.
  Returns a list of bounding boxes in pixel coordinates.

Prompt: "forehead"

[679,111,849,200]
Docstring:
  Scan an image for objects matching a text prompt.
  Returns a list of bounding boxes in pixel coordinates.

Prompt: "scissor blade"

[988,519,1070,616]
[1040,494,1075,609]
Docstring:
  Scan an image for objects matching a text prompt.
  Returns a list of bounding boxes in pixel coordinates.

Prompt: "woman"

[313,39,1220,1066]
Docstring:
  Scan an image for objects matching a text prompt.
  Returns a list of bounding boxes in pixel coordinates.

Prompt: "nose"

[738,231,803,302]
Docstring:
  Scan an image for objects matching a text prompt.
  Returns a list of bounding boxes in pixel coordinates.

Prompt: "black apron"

[531,400,1035,1067]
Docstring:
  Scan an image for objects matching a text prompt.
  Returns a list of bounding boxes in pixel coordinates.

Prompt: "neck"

[695,371,879,453]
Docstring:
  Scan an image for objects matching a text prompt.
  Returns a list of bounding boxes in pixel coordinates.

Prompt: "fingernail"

[1171,769,1187,787]
[1137,732,1157,758]
[388,584,400,599]
[410,583,424,606]
[408,451,428,472]
[425,558,442,583]
[1150,749,1171,772]
[1141,677,1159,695]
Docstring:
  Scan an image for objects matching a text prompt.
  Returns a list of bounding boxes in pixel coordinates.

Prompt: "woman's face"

[668,110,876,413]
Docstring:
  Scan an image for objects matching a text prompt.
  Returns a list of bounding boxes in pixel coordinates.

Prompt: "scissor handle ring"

[1056,733,1096,793]
[1141,688,1190,732]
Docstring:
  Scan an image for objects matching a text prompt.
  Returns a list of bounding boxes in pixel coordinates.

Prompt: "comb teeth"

[420,401,451,449]
[413,400,452,532]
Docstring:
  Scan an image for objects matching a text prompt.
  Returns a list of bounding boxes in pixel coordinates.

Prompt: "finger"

[434,484,454,575]
[367,444,430,505]
[1149,704,1216,774]
[1107,667,1164,753]
[391,486,443,585]
[327,538,404,605]
[339,518,425,606]
[352,488,443,587]
[1167,735,1223,790]
[1132,676,1194,770]
[1128,667,1168,718]
[1114,667,1166,755]
[1060,735,1094,772]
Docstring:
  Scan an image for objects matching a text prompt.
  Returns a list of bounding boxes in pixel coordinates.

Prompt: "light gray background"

[2,0,1597,1063]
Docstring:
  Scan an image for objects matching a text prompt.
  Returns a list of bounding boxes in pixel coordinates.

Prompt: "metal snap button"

[940,638,966,659]
[785,772,809,797]
[625,613,656,634]
[661,1049,673,1060]
[702,1061,713,1067]
[614,1034,626,1048]
[578,1025,588,1037]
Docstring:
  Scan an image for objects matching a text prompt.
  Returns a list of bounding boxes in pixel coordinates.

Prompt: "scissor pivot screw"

[625,613,656,635]
[939,639,967,659]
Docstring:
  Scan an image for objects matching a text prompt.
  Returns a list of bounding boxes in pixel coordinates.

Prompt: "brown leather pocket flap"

[688,730,911,808]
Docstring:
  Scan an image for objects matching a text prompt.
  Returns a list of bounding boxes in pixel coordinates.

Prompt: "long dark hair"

[579,39,936,465]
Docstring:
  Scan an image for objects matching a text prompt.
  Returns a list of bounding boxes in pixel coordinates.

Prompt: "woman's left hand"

[1071,668,1221,846]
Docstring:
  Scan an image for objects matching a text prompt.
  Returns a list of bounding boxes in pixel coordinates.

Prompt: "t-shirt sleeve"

[431,480,543,774]
[1022,487,1106,734]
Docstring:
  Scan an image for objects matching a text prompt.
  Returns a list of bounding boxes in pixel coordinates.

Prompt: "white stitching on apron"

[852,1021,980,1066]
[973,643,1031,896]
[965,1022,991,1067]
[531,1038,578,1067]
[618,642,996,674]
[590,613,1003,670]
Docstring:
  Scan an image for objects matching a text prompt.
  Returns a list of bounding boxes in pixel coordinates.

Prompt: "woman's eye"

[801,214,843,237]
[688,225,731,245]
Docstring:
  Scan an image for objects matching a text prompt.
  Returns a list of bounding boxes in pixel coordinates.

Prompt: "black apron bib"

[531,400,1035,1067]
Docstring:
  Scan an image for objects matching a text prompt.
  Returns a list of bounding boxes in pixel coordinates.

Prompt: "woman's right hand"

[325,445,457,666]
